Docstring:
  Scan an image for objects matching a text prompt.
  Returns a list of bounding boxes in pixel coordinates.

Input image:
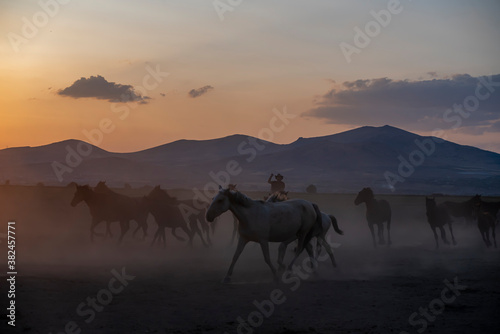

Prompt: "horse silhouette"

[144,186,209,248]
[354,187,392,247]
[443,195,481,225]
[478,199,500,225]
[94,181,149,240]
[206,186,322,283]
[71,184,142,244]
[266,191,343,268]
[474,201,497,248]
[425,197,457,249]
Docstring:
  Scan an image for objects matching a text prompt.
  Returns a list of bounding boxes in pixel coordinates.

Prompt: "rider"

[267,173,285,193]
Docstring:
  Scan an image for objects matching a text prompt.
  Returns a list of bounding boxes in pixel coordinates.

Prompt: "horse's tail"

[328,214,343,235]
[308,203,323,240]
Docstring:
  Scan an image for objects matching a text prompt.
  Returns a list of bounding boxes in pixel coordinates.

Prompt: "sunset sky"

[1,0,499,153]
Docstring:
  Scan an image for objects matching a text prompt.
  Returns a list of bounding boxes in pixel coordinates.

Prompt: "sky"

[1,0,499,153]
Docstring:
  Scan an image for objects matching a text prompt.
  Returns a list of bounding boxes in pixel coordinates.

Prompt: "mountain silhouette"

[1,126,499,195]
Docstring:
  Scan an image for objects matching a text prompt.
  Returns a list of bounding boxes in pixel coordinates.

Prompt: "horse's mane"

[363,187,374,198]
[226,189,253,207]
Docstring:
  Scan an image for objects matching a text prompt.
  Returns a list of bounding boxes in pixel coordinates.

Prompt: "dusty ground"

[0,185,499,333]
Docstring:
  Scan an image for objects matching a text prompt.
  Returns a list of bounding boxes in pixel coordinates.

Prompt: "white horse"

[205,186,323,283]
[266,192,343,268]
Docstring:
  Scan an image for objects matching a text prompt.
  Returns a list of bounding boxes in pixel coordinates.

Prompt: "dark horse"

[474,201,497,248]
[426,197,457,249]
[144,186,209,248]
[71,184,144,243]
[479,199,500,225]
[94,181,149,239]
[354,187,392,247]
[443,195,482,225]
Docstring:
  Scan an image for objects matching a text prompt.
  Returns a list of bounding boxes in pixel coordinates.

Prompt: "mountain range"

[1,125,499,195]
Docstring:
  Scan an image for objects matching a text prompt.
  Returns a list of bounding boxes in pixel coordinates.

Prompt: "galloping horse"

[71,184,140,243]
[206,186,322,282]
[266,191,343,268]
[426,197,457,249]
[94,181,149,239]
[144,186,208,248]
[443,195,482,225]
[479,199,500,224]
[354,187,392,247]
[474,201,497,248]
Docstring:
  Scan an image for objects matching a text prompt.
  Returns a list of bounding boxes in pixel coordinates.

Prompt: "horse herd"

[70,183,499,282]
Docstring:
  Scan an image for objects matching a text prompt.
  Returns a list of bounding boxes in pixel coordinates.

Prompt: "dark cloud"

[188,85,214,98]
[58,75,150,103]
[304,74,500,132]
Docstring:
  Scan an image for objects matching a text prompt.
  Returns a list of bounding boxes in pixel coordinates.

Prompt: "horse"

[473,201,497,248]
[265,191,343,268]
[211,184,239,245]
[205,186,322,283]
[94,181,149,239]
[425,197,457,249]
[443,195,482,225]
[354,187,392,247]
[71,185,137,244]
[144,186,208,248]
[478,199,500,225]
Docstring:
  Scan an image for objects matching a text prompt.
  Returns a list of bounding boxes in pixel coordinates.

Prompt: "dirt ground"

[0,185,499,333]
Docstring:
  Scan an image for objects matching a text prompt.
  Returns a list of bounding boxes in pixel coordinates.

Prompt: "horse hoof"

[222,277,231,284]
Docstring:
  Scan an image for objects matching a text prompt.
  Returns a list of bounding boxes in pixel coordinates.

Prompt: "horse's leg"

[448,222,457,245]
[232,215,239,244]
[259,241,278,282]
[162,227,166,248]
[223,236,248,283]
[368,223,376,248]
[171,227,187,242]
[387,216,392,246]
[105,221,113,239]
[200,218,212,246]
[318,237,337,268]
[150,227,160,247]
[180,224,192,243]
[492,223,497,248]
[431,226,439,249]
[377,223,385,245]
[117,220,130,244]
[439,226,449,245]
[90,217,102,243]
[304,242,317,272]
[189,219,208,248]
[277,239,294,270]
[315,238,322,260]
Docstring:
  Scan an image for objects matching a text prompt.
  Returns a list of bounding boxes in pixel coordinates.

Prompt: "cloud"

[188,85,214,98]
[304,74,500,132]
[58,75,150,103]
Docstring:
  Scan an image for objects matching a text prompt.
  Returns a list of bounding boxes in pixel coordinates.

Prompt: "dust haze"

[0,185,498,333]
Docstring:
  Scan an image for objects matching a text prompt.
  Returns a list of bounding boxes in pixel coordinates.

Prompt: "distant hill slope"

[0,125,499,195]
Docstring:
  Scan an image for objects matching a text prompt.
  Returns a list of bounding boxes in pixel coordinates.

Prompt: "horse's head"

[425,197,436,209]
[94,181,109,193]
[145,185,177,205]
[71,185,91,207]
[206,186,232,222]
[354,187,373,205]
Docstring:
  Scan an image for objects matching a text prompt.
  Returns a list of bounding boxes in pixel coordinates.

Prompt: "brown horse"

[71,184,143,244]
[426,197,457,249]
[94,181,149,239]
[354,187,392,247]
[144,186,209,248]
[474,201,497,248]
